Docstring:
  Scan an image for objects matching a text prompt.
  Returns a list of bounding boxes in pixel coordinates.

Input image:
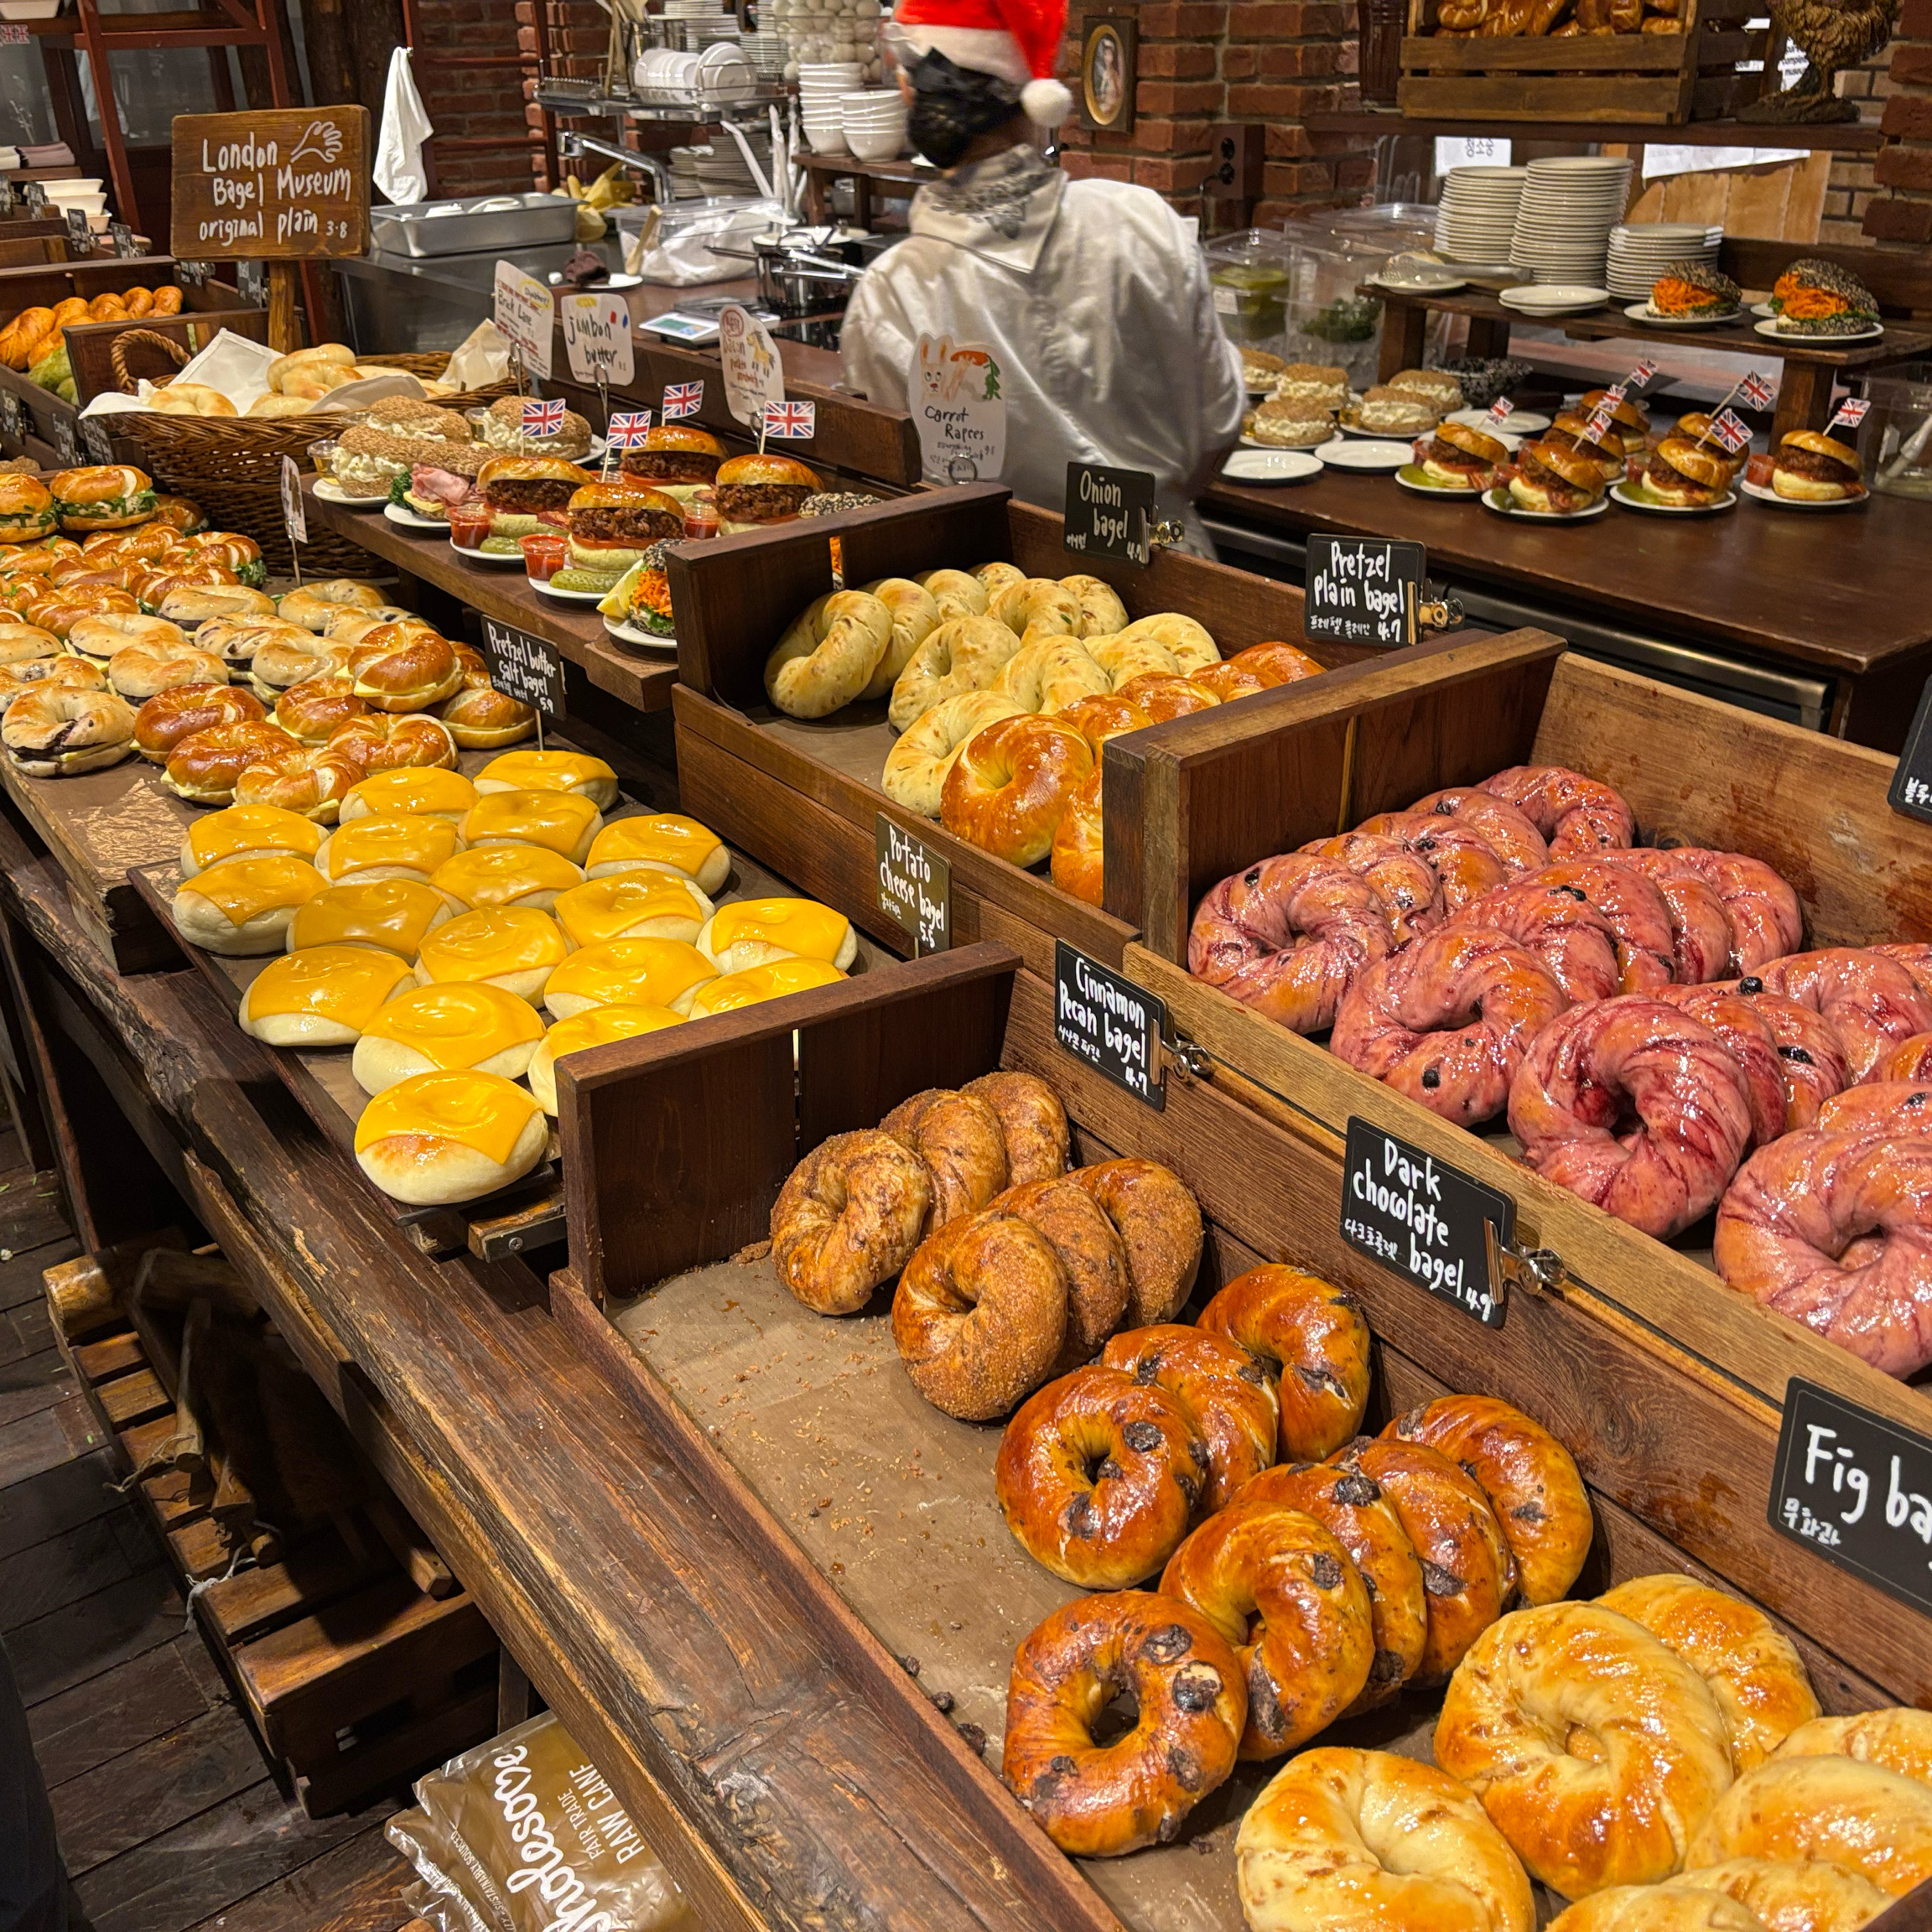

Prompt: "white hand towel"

[375,45,434,206]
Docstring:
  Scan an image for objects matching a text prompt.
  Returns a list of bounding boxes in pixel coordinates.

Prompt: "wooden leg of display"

[268,261,299,356]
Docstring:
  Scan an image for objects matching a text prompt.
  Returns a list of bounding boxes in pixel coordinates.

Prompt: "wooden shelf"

[1306,106,1885,150]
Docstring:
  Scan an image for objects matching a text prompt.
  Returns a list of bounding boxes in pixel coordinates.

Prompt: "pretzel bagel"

[942,714,1093,868]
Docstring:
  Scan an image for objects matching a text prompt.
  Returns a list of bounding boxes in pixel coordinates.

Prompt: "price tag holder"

[875,815,951,956]
[717,304,783,428]
[1063,461,1157,567]
[108,219,137,259]
[237,259,266,306]
[80,418,112,464]
[1306,535,1426,647]
[22,181,46,216]
[280,453,307,548]
[176,258,210,288]
[64,207,92,257]
[493,260,555,382]
[1769,1379,1932,1618]
[1340,1117,1513,1327]
[49,413,75,466]
[1888,678,1932,824]
[0,177,15,217]
[0,390,23,445]
[480,615,566,720]
[560,291,635,388]
[1053,941,1164,1109]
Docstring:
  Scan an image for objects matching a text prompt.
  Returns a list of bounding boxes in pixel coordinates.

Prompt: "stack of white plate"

[799,60,864,153]
[1509,156,1633,286]
[841,89,907,162]
[691,134,771,194]
[1433,166,1526,265]
[1605,221,1723,302]
[740,29,787,77]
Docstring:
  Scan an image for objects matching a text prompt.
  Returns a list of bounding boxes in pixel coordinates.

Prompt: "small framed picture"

[1079,16,1136,134]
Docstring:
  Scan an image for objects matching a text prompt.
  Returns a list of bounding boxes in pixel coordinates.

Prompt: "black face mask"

[904,48,1023,169]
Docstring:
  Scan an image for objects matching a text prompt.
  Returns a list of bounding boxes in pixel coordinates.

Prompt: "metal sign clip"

[1483,1222,1564,1305]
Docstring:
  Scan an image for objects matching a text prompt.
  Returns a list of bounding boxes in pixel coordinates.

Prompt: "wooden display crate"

[1111,631,1932,1444]
[552,943,1914,1932]
[1398,0,1768,123]
[667,483,1394,984]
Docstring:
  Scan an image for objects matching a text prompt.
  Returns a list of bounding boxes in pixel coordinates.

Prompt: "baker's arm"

[839,272,917,409]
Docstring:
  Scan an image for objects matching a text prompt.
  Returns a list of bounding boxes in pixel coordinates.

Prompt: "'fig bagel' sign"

[171,108,371,260]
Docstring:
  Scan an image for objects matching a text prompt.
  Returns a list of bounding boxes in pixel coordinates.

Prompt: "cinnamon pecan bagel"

[1070,1158,1202,1326]
[1198,1265,1369,1461]
[960,1070,1068,1184]
[880,1086,1010,1228]
[771,1129,935,1316]
[1102,1324,1277,1510]
[999,1176,1130,1374]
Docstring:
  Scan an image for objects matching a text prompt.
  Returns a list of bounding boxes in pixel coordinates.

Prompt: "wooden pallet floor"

[0,1140,423,1932]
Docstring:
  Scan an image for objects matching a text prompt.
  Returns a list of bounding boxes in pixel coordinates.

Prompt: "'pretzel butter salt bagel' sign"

[171,108,371,259]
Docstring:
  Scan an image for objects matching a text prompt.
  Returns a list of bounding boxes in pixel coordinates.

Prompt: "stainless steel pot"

[713,230,865,318]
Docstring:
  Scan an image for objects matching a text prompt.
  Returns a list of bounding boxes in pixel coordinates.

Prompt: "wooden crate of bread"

[666,483,1400,984]
[1398,0,1769,123]
[551,942,1924,1932]
[1109,631,1932,1459]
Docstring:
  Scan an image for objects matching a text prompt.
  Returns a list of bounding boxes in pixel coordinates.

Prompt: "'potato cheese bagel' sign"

[171,108,371,259]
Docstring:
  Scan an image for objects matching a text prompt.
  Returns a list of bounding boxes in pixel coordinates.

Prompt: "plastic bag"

[627,198,783,287]
[387,1712,691,1932]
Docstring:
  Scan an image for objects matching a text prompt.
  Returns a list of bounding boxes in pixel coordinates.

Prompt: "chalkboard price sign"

[0,391,23,445]
[1888,678,1932,825]
[237,260,266,306]
[49,412,75,467]
[480,617,566,720]
[108,220,137,259]
[22,181,45,216]
[1341,1117,1514,1326]
[171,108,371,260]
[875,815,951,955]
[1054,941,1164,1109]
[1770,1379,1932,1618]
[1305,534,1426,647]
[80,418,112,464]
[1063,462,1157,567]
[63,208,91,256]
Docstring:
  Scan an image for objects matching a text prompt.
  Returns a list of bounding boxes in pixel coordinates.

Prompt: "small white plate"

[1753,316,1883,345]
[1499,284,1610,314]
[1751,300,1776,319]
[1239,433,1332,452]
[1367,274,1467,295]
[1397,464,1486,498]
[1448,407,1550,436]
[1609,480,1737,517]
[450,538,527,567]
[1311,438,1413,472]
[1739,477,1869,511]
[1220,449,1323,485]
[528,576,610,603]
[383,502,448,532]
[1623,301,1742,330]
[604,615,676,650]
[314,477,387,508]
[1335,418,1436,439]
[1481,485,1608,522]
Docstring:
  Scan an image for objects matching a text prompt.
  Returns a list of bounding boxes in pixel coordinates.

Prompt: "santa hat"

[892,0,1074,125]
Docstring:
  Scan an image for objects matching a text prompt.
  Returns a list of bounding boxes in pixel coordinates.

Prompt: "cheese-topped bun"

[353,1070,549,1206]
[429,844,584,912]
[696,898,857,975]
[170,854,326,955]
[237,945,414,1047]
[179,802,324,878]
[553,872,714,949]
[527,1004,685,1114]
[542,937,716,1021]
[338,765,477,824]
[460,789,604,866]
[473,747,618,808]
[314,813,464,885]
[350,982,546,1095]
[583,813,728,893]
[284,877,451,961]
[414,906,572,1004]
[688,957,846,1018]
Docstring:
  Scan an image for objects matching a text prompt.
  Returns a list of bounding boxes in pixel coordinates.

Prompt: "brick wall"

[1865,0,1932,243]
[1816,48,1888,242]
[1055,0,1376,233]
[405,0,548,194]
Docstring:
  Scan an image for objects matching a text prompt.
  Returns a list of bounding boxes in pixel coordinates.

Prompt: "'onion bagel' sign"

[171,108,370,259]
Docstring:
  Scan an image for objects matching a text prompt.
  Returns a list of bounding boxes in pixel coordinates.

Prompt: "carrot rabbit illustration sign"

[912,334,1007,482]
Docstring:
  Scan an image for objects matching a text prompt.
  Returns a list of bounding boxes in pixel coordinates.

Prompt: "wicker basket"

[101,338,517,575]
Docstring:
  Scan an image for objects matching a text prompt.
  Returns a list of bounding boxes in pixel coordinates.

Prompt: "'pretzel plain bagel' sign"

[171,108,371,259]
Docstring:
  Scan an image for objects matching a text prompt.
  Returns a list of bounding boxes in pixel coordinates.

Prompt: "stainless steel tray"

[371,193,579,258]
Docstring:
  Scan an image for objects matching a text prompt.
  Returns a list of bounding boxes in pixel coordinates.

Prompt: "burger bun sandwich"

[1546,412,1626,485]
[713,453,819,533]
[1771,429,1864,502]
[1643,434,1732,507]
[51,464,157,532]
[1244,398,1332,449]
[395,442,486,522]
[1577,388,1649,439]
[362,396,472,443]
[1419,420,1507,491]
[475,454,594,540]
[1649,262,1742,320]
[0,473,56,543]
[1507,439,1606,516]
[562,482,686,586]
[618,423,724,494]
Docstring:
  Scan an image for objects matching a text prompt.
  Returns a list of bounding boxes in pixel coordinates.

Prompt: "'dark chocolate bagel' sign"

[171,108,371,259]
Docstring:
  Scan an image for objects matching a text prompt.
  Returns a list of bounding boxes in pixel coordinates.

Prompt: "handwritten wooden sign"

[170,107,370,261]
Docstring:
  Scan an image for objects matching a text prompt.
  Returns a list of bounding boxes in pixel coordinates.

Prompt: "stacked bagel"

[1187,762,1932,1376]
[762,559,1327,905]
[1000,1384,1593,1857]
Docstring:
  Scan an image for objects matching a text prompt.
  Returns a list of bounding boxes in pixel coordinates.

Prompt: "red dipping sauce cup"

[448,502,493,549]
[683,495,719,540]
[521,531,568,580]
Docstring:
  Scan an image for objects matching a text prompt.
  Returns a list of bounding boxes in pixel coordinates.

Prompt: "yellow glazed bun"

[351,981,546,1094]
[337,765,478,823]
[527,1004,685,1114]
[460,788,603,865]
[429,844,584,912]
[237,945,413,1046]
[283,877,451,961]
[687,957,845,1017]
[171,854,326,955]
[353,1069,548,1205]
[553,872,713,949]
[695,897,857,975]
[179,802,324,877]
[413,905,571,1005]
[473,747,618,808]
[314,812,463,884]
[583,812,727,892]
[541,937,716,1021]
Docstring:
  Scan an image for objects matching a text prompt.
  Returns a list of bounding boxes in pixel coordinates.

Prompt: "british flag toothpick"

[522,397,566,437]
[607,409,653,448]
[1711,408,1753,454]
[662,381,704,419]
[1739,371,1776,410]
[1829,397,1872,434]
[763,399,815,440]
[1484,397,1514,426]
[1628,360,1659,389]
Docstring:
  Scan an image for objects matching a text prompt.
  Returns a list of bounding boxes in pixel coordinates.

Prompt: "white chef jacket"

[840,143,1244,549]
